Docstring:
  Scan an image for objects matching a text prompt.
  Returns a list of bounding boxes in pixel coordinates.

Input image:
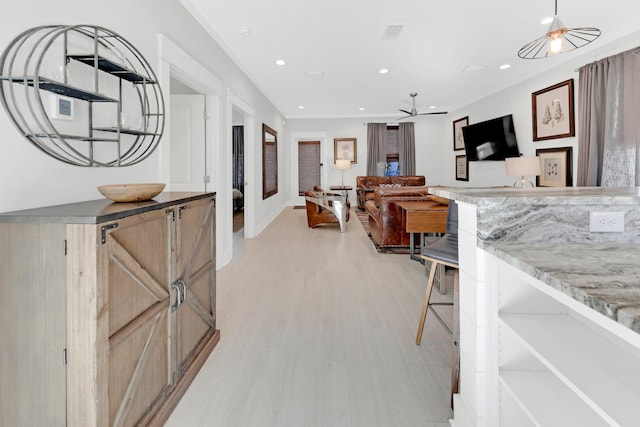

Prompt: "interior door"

[298,140,321,204]
[174,197,216,377]
[103,209,173,426]
[170,94,206,191]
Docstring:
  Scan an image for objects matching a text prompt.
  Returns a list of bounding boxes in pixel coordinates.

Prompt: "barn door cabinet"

[0,192,219,426]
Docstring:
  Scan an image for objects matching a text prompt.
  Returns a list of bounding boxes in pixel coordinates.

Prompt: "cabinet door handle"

[178,277,187,306]
[171,281,181,312]
[178,206,188,219]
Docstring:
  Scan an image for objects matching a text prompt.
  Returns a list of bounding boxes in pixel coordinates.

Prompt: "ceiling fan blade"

[396,115,412,120]
[417,111,448,116]
[399,109,412,115]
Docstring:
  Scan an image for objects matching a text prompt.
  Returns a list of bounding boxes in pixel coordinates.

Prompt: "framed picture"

[453,116,469,151]
[334,137,357,163]
[50,94,74,120]
[455,155,469,181]
[536,147,573,187]
[532,79,575,141]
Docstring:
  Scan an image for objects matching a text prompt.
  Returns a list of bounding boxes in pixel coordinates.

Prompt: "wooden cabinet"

[0,192,218,426]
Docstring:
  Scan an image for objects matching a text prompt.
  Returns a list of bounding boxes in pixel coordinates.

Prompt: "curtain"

[577,47,640,186]
[232,126,244,193]
[367,123,387,175]
[398,122,416,175]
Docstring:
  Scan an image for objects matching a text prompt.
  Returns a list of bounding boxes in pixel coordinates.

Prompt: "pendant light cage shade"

[518,24,601,59]
[518,1,601,59]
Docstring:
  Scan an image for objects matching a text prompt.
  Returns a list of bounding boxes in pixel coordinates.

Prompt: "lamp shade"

[505,156,541,177]
[336,159,351,170]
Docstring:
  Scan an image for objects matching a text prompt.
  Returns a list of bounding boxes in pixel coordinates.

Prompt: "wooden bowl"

[97,183,165,202]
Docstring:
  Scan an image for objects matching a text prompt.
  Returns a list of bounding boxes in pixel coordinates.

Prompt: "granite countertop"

[430,186,640,335]
[484,242,640,334]
[432,186,640,206]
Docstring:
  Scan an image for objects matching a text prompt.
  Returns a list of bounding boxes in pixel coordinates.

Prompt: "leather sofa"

[356,176,425,210]
[364,186,444,248]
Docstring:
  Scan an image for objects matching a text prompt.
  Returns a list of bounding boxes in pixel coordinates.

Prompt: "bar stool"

[415,200,459,401]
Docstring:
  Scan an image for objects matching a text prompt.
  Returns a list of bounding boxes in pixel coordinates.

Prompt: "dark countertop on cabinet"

[0,192,216,224]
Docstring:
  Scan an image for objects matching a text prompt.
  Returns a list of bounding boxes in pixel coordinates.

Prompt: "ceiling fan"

[398,93,447,120]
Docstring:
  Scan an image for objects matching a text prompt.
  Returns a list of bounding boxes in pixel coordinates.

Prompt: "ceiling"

[179,0,640,119]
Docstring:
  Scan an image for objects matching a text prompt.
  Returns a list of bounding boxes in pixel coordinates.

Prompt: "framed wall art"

[456,155,469,181]
[334,137,357,163]
[453,116,469,151]
[532,79,575,141]
[536,147,573,187]
[50,95,74,120]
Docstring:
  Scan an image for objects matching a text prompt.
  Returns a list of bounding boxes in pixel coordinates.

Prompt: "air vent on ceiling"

[383,24,404,40]
[305,70,324,77]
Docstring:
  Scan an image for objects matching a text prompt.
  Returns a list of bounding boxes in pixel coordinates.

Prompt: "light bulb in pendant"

[548,32,564,54]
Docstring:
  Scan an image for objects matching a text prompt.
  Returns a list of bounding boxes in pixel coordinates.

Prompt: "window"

[385,125,400,176]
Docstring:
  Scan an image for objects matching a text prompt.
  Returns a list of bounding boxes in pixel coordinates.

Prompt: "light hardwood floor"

[166,207,453,427]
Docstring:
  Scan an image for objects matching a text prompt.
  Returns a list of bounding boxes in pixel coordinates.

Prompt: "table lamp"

[336,159,351,186]
[505,156,541,187]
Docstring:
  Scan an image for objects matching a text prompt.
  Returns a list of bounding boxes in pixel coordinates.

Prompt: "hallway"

[166,207,453,426]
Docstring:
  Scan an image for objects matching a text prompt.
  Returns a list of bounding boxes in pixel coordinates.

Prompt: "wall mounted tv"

[462,114,520,161]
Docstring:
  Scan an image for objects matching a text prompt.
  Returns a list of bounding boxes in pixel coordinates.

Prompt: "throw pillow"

[380,183,402,188]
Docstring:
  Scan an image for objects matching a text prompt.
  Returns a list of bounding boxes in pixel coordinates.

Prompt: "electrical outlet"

[589,211,625,232]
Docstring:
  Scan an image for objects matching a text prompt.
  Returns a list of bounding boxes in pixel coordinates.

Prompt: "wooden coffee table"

[395,200,448,262]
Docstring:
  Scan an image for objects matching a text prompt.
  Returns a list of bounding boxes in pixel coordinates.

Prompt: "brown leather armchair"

[364,186,433,247]
[304,188,351,232]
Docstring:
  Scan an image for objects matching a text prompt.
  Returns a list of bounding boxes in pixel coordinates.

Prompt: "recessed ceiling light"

[239,26,252,37]
[463,65,486,72]
[359,107,365,111]
[275,59,286,66]
[499,64,511,70]
[429,105,436,109]
[298,105,305,109]
[379,68,389,74]
[540,16,553,25]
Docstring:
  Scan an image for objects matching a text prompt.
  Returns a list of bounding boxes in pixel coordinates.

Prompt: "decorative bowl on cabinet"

[97,183,165,202]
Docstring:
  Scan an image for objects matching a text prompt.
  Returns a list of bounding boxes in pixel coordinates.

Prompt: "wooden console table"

[395,200,448,262]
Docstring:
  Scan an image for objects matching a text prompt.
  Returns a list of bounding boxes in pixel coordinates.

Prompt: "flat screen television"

[462,114,520,161]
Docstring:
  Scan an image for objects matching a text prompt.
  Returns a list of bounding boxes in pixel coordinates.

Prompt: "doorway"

[298,140,321,196]
[169,77,207,191]
[232,114,244,233]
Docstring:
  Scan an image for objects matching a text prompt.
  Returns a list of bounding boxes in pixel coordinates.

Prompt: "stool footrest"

[428,305,453,337]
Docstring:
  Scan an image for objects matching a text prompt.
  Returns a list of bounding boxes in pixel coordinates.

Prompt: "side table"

[329,185,353,198]
[394,200,448,262]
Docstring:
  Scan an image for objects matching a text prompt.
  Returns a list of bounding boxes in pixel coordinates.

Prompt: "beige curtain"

[577,47,640,186]
[398,122,416,175]
[367,123,387,176]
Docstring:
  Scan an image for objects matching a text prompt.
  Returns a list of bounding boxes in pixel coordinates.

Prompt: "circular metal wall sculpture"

[0,25,165,166]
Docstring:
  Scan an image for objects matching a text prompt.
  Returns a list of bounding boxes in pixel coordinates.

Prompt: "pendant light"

[518,0,600,59]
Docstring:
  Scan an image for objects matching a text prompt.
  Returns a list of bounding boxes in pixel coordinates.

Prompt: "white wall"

[0,0,286,267]
[442,30,640,188]
[287,31,640,191]
[285,116,448,201]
